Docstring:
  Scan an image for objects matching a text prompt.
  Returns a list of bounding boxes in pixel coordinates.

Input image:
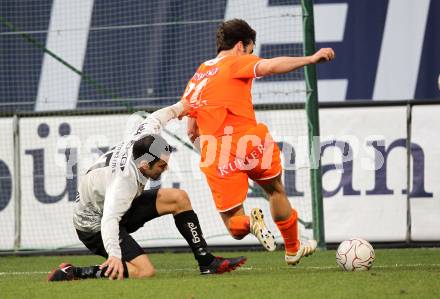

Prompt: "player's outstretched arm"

[255,48,335,77]
[149,100,189,126]
[100,177,138,279]
[130,100,190,138]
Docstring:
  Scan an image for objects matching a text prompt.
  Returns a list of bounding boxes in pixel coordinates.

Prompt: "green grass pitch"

[1,248,439,299]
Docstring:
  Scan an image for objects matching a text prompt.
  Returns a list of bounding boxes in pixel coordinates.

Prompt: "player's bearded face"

[140,159,168,180]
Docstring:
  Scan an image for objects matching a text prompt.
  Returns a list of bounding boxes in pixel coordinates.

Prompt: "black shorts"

[77,188,160,262]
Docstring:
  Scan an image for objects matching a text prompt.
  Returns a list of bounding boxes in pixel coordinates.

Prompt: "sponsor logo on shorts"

[217,142,274,176]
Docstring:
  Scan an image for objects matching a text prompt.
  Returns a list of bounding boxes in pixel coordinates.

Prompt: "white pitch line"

[0,271,49,276]
[301,263,440,270]
[0,268,255,276]
[1,264,439,276]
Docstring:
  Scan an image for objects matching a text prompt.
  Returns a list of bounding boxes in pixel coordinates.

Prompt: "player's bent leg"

[155,188,192,216]
[220,205,249,240]
[257,174,291,221]
[202,166,253,241]
[48,257,154,281]
[49,228,152,281]
[156,188,214,266]
[156,188,247,275]
[48,261,129,281]
[257,174,316,265]
[220,205,275,251]
[125,254,155,278]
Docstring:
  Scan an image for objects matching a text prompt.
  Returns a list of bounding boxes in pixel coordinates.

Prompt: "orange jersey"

[182,54,262,136]
[182,55,283,212]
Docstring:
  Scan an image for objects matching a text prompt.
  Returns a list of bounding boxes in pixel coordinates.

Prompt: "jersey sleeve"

[101,174,138,259]
[231,55,263,79]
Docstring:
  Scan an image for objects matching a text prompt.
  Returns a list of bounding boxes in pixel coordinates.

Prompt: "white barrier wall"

[410,105,440,241]
[0,119,15,250]
[320,107,408,242]
[0,105,439,250]
[14,111,311,249]
[19,116,128,249]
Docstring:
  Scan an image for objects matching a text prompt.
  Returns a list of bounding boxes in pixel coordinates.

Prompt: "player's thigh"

[76,229,108,258]
[120,189,160,233]
[248,131,283,194]
[118,228,147,262]
[256,173,286,196]
[76,228,146,264]
[202,166,249,212]
[155,188,192,215]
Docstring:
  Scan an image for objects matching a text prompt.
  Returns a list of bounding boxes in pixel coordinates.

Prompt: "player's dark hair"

[132,134,172,167]
[216,19,256,54]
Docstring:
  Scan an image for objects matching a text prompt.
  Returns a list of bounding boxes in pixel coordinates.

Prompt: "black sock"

[73,262,129,279]
[174,210,215,267]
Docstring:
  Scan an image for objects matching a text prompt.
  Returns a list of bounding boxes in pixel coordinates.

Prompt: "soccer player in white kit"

[48,101,246,281]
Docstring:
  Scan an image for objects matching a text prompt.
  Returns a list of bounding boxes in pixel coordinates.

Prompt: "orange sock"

[275,209,299,253]
[228,216,250,239]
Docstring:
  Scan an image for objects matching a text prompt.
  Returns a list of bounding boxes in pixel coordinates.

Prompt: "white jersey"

[73,103,183,259]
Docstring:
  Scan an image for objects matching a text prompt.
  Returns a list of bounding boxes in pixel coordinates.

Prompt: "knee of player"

[266,187,287,199]
[136,266,156,278]
[175,190,192,211]
[227,227,247,240]
[230,233,246,240]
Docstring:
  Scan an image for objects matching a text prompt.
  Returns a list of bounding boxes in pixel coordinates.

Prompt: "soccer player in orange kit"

[182,19,334,265]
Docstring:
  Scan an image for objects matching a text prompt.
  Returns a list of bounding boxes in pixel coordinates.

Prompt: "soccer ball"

[336,238,375,271]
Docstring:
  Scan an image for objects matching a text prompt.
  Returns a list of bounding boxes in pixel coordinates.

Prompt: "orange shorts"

[200,123,282,212]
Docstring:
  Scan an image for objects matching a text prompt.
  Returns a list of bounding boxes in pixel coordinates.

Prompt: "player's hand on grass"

[100,256,124,280]
[310,48,335,64]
